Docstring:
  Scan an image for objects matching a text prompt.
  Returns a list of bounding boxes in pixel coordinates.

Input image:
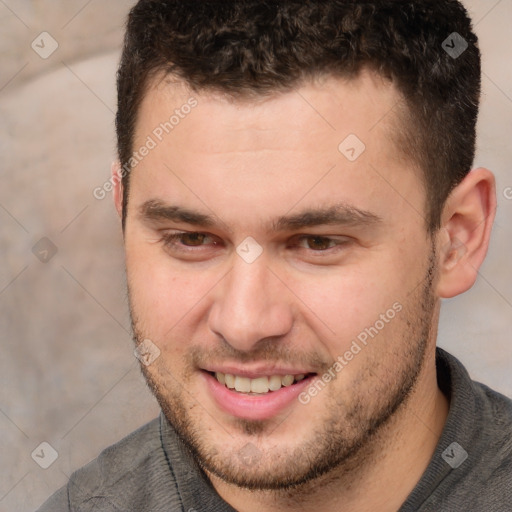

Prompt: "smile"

[203,370,316,421]
[213,372,308,394]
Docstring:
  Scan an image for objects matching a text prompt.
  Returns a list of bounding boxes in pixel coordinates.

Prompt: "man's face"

[122,71,439,488]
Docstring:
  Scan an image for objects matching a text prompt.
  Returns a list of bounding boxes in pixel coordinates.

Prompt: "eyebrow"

[139,199,383,233]
[271,204,382,231]
[140,200,217,227]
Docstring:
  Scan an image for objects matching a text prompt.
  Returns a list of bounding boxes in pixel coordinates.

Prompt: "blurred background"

[0,1,511,510]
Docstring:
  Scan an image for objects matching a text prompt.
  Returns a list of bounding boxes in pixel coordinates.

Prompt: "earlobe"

[436,168,496,299]
[111,161,124,219]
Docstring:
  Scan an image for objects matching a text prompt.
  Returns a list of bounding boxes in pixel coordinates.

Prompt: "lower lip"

[202,371,314,421]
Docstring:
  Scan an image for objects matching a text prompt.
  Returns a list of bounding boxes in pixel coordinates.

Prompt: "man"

[39,0,512,510]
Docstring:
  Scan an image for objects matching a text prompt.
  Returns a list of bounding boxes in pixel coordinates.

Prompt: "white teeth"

[250,376,269,393]
[281,375,294,387]
[214,372,307,393]
[234,376,251,393]
[224,374,235,389]
[268,375,282,391]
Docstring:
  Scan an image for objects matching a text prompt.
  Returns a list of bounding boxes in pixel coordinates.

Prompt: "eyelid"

[160,231,350,244]
[161,230,220,248]
[159,230,351,260]
[290,233,351,244]
[284,234,352,257]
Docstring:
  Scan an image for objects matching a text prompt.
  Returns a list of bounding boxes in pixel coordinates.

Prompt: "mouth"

[202,369,317,421]
[210,371,311,394]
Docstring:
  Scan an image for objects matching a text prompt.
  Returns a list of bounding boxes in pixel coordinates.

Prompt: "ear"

[435,168,496,298]
[112,161,124,219]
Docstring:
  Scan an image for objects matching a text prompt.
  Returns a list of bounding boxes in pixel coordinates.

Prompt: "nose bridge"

[208,256,292,351]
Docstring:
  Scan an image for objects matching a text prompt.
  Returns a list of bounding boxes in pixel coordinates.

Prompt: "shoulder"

[37,417,181,512]
[472,381,512,471]
[413,350,512,510]
[476,380,512,422]
[440,380,512,508]
[72,415,163,484]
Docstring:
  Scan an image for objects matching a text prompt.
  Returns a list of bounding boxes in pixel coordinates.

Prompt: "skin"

[113,69,496,511]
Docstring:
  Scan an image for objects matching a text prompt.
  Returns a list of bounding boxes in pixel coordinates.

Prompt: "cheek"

[287,252,416,351]
[126,244,224,350]
[125,243,207,334]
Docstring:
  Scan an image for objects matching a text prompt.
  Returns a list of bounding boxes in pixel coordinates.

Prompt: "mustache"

[130,314,330,372]
[186,341,330,373]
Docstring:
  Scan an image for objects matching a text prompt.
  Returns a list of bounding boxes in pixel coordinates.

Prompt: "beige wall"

[0,1,511,510]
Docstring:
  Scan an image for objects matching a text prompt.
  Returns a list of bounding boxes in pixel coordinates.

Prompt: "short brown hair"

[116,0,481,233]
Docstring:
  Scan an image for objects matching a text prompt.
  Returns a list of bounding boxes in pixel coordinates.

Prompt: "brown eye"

[180,232,208,246]
[305,236,333,251]
[289,235,350,257]
[160,231,222,261]
[161,232,217,250]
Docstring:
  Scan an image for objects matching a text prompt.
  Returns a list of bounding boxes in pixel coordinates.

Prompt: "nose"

[207,256,294,353]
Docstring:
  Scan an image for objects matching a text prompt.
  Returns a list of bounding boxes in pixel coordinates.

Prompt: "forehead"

[129,70,424,233]
[139,69,404,148]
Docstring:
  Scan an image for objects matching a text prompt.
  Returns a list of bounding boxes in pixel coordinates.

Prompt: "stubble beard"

[129,247,438,492]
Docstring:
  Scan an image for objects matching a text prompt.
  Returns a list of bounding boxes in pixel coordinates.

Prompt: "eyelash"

[161,232,219,250]
[160,231,350,255]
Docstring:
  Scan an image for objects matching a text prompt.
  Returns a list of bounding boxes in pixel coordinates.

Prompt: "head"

[113,0,495,491]
[116,0,482,234]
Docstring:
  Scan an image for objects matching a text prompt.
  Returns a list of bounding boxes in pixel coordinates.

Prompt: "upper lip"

[203,365,314,379]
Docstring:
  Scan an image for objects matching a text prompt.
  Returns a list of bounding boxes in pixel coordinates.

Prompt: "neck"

[208,348,449,512]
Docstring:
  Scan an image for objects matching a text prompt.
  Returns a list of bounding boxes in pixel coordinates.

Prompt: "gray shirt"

[37,347,512,511]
